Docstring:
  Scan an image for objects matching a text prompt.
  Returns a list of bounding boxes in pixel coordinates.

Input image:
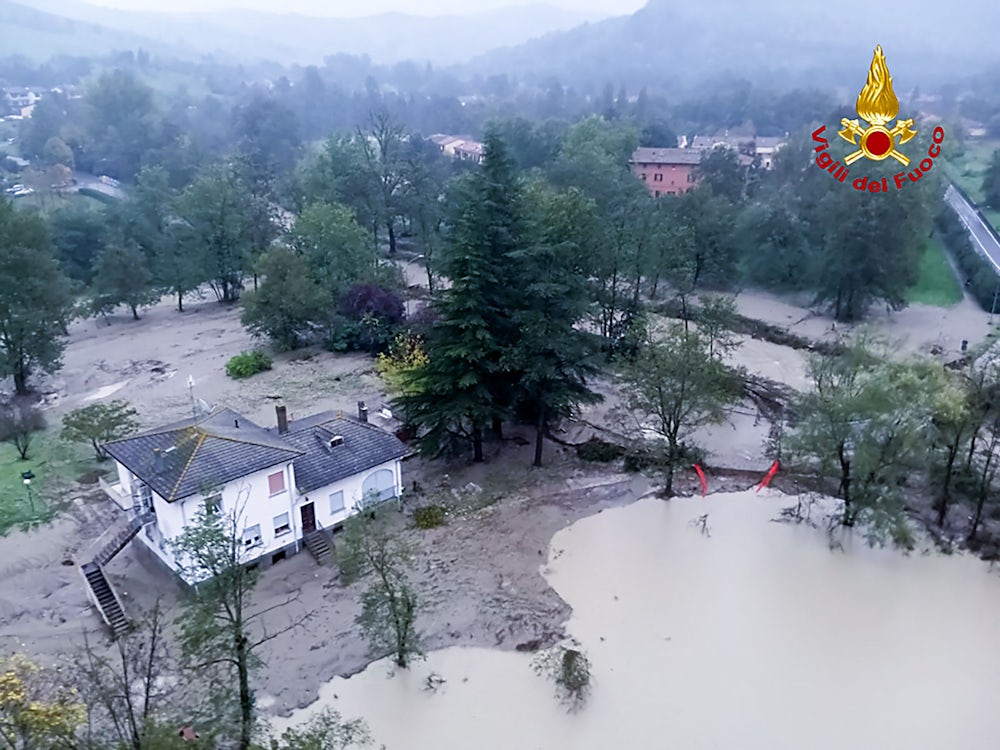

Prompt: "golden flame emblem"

[838,45,917,166]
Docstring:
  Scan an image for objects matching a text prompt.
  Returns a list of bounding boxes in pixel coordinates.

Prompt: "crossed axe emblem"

[838,117,918,166]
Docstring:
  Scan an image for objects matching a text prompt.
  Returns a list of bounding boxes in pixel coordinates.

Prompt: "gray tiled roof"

[104,409,303,502]
[275,412,408,494]
[630,147,703,165]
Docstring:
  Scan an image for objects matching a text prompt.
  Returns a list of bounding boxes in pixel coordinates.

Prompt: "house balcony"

[98,476,134,511]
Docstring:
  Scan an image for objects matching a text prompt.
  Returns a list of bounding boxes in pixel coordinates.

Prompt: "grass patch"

[906,236,963,307]
[0,431,97,535]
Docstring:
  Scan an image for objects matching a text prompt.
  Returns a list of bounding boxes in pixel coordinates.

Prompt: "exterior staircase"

[93,511,154,566]
[303,529,334,565]
[80,562,130,638]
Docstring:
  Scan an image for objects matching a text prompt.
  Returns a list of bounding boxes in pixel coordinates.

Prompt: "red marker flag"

[693,463,707,497]
[756,460,780,493]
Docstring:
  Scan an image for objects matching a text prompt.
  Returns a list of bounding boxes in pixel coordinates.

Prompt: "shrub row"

[934,206,998,312]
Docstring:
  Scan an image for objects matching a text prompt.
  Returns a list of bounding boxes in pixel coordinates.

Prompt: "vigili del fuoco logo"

[811,44,944,193]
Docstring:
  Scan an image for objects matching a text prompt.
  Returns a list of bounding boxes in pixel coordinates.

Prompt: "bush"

[576,437,625,463]
[340,283,404,324]
[413,505,447,529]
[225,350,272,379]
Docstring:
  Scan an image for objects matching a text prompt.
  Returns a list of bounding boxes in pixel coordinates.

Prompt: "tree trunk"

[533,401,546,468]
[13,369,28,396]
[838,448,853,526]
[491,416,503,439]
[237,636,253,750]
[472,427,484,463]
[387,221,397,256]
[177,291,184,312]
[970,439,996,541]
[130,304,139,321]
[937,441,960,527]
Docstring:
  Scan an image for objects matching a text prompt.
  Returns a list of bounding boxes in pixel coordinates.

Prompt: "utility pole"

[187,375,197,419]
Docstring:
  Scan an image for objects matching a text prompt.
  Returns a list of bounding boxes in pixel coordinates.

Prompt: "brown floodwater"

[272,491,1000,749]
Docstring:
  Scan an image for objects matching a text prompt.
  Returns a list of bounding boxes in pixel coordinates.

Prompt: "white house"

[102,404,407,581]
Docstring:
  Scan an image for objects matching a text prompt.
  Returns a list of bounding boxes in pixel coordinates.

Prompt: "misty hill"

[471,0,1000,92]
[0,2,181,62]
[10,0,606,65]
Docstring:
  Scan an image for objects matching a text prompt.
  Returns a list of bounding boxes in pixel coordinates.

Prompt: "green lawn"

[907,236,963,307]
[12,191,107,215]
[945,138,1000,209]
[0,431,97,535]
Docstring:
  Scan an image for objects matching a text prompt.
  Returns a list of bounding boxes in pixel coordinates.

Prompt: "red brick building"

[629,148,701,197]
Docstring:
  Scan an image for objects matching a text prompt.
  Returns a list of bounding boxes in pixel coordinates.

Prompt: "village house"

[629,147,702,197]
[427,133,486,163]
[97,403,407,585]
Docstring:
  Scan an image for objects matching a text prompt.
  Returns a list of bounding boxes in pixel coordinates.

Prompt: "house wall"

[114,454,403,579]
[631,161,699,196]
[297,458,403,532]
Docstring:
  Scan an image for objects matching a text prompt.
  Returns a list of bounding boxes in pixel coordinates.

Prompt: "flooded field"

[274,491,1000,749]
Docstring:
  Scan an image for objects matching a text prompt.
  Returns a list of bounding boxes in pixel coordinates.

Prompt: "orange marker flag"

[756,460,780,493]
[693,463,707,497]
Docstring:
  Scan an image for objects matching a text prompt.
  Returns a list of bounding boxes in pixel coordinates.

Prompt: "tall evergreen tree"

[508,182,603,466]
[397,133,523,461]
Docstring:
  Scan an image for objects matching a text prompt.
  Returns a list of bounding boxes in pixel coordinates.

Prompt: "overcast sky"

[83,0,644,16]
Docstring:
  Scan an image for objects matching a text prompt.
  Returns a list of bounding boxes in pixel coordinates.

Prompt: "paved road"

[945,183,1000,274]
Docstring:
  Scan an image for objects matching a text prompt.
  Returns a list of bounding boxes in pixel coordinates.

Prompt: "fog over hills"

[471,0,1000,92]
[7,0,609,65]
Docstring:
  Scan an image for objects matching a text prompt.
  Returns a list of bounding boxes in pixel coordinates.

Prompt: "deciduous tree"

[620,321,742,495]
[90,244,159,321]
[240,245,329,350]
[60,399,140,461]
[786,336,935,544]
[172,503,306,750]
[338,501,421,669]
[0,202,74,394]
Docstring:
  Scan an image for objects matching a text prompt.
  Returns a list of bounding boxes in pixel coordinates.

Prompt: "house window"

[653,173,663,182]
[273,513,290,536]
[243,524,262,549]
[268,471,286,496]
[654,191,661,197]
[641,173,647,181]
[205,495,222,515]
[330,490,345,515]
[687,173,696,182]
[362,469,397,504]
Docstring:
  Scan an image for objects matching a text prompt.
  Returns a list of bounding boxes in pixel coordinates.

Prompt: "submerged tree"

[620,321,742,495]
[786,335,936,545]
[531,643,592,710]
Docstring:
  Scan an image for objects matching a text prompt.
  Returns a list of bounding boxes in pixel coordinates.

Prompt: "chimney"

[358,400,368,423]
[153,447,165,474]
[276,404,288,435]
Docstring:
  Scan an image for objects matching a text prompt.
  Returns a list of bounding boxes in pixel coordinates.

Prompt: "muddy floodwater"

[273,491,1000,749]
